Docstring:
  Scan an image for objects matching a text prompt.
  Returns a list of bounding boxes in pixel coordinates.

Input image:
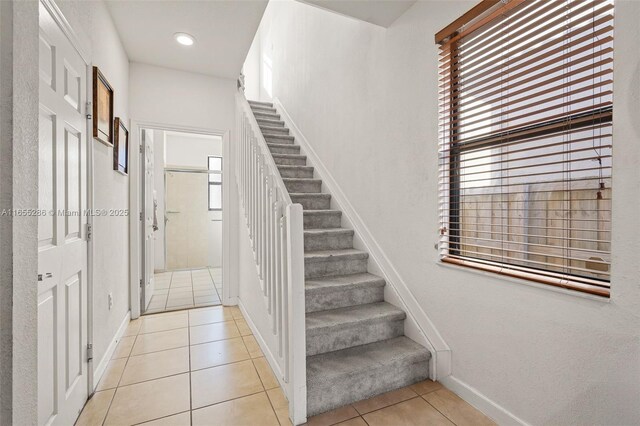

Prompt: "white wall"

[165,132,222,169]
[243,1,640,424]
[129,62,236,132]
[0,1,39,423]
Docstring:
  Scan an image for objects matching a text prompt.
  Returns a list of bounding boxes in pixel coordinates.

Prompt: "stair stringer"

[273,97,452,380]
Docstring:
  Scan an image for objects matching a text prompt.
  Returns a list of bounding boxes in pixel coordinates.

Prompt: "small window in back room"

[208,156,222,211]
[436,0,614,297]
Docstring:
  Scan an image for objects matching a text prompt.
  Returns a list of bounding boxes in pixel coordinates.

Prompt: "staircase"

[248,100,431,417]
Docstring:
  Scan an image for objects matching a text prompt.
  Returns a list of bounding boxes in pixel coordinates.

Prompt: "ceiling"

[297,0,417,27]
[105,0,268,79]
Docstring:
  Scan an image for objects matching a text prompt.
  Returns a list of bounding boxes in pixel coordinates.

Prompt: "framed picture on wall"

[92,66,114,146]
[113,117,129,175]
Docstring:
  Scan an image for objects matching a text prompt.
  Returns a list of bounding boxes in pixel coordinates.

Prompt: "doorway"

[139,128,224,314]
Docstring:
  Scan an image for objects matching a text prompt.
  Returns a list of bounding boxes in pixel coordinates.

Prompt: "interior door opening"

[139,128,224,315]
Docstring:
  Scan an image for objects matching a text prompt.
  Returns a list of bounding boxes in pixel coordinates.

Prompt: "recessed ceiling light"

[174,32,195,46]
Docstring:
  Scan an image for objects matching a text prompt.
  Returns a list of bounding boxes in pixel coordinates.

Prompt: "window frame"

[208,155,223,212]
[437,0,613,298]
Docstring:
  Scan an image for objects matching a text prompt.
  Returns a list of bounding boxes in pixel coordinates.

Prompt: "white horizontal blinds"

[437,0,614,295]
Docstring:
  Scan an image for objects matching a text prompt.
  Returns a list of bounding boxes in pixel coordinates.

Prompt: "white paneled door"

[142,129,155,311]
[38,3,89,425]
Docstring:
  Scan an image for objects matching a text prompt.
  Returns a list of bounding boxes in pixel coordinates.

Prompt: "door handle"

[38,272,53,281]
[166,211,180,214]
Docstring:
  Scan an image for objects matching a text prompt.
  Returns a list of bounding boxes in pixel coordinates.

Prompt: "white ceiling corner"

[104,0,268,79]
[296,0,417,28]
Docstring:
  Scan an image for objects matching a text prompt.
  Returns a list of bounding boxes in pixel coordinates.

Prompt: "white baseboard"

[273,98,451,379]
[237,299,288,393]
[440,375,530,426]
[92,310,131,390]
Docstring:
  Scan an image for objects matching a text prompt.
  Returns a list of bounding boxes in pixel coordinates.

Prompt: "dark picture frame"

[113,117,129,175]
[92,66,114,146]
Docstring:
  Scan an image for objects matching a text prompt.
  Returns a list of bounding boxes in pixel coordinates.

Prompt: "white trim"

[129,120,235,318]
[237,300,287,390]
[436,261,612,303]
[273,98,452,379]
[40,0,90,63]
[92,310,131,391]
[439,375,530,426]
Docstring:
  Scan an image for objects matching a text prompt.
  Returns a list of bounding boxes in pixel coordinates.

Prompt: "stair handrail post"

[286,203,307,425]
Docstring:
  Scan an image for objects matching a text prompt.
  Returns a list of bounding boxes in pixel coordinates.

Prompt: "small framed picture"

[92,66,114,146]
[113,117,129,175]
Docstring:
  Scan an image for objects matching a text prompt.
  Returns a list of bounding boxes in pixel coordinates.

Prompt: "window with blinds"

[436,0,614,297]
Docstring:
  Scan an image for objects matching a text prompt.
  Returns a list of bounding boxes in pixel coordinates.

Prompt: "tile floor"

[77,307,495,426]
[146,268,223,314]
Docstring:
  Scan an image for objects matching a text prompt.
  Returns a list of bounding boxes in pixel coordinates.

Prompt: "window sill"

[436,258,611,302]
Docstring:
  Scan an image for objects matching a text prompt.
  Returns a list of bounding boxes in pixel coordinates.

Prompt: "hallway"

[146,268,223,314]
[76,306,493,425]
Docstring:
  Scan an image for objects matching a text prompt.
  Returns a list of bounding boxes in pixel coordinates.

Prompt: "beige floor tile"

[189,306,234,327]
[267,387,292,426]
[120,347,190,386]
[190,337,250,371]
[140,312,189,334]
[190,320,240,345]
[191,359,264,409]
[194,295,219,303]
[112,336,136,359]
[96,358,127,391]
[234,318,252,336]
[227,306,244,319]
[123,319,142,337]
[75,388,115,426]
[191,392,279,426]
[253,357,279,389]
[104,374,191,426]
[242,335,263,358]
[171,281,192,288]
[352,386,418,414]
[423,389,496,426]
[167,290,192,298]
[166,298,194,308]
[335,418,368,426]
[131,328,189,356]
[138,411,191,425]
[148,301,167,311]
[305,405,359,426]
[362,397,453,426]
[193,289,217,297]
[410,379,443,395]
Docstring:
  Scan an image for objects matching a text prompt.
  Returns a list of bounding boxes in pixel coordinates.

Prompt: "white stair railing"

[235,90,307,425]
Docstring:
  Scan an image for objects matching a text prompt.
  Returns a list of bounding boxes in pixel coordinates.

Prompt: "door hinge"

[140,144,143,154]
[86,343,93,362]
[139,212,143,221]
[86,223,93,241]
[140,278,143,288]
[86,102,92,120]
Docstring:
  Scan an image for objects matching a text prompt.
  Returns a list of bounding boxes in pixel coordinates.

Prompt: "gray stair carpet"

[248,100,431,417]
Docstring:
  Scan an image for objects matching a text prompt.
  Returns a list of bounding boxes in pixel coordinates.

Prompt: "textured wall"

[244,1,640,423]
[0,1,39,424]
